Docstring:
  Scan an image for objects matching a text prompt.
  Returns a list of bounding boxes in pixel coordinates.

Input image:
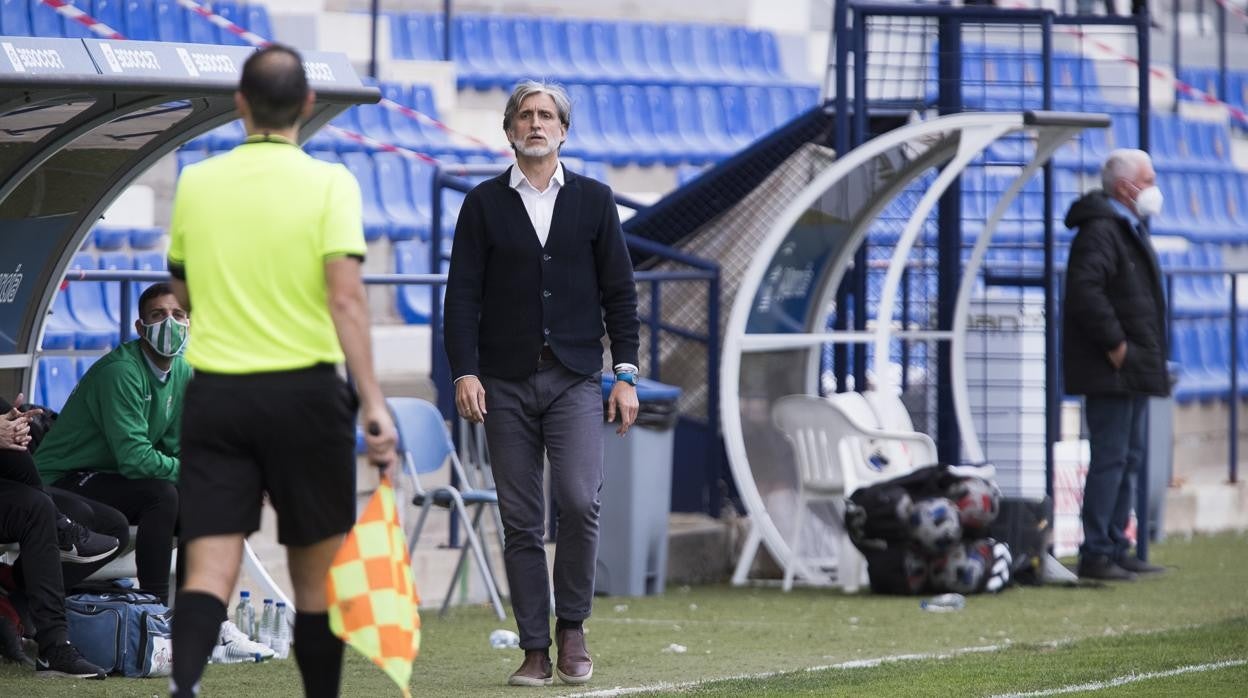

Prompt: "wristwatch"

[615,371,638,386]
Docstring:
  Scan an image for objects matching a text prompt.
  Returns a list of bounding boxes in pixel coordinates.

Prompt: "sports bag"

[65,590,172,677]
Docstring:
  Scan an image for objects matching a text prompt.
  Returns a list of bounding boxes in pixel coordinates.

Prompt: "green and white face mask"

[141,316,189,357]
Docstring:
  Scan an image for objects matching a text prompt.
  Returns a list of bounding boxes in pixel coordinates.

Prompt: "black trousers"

[52,471,178,602]
[0,449,129,590]
[0,478,68,651]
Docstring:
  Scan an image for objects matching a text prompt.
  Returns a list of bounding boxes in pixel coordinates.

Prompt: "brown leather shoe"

[555,626,593,685]
[507,650,553,687]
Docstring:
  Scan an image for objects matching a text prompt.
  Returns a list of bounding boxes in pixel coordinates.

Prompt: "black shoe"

[1117,556,1165,574]
[55,514,119,564]
[35,641,107,679]
[0,617,33,668]
[1078,555,1137,581]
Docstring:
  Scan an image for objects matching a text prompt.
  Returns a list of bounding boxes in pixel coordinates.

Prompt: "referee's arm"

[325,255,397,470]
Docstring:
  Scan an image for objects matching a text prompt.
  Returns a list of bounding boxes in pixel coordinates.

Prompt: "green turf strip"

[1,532,1244,696]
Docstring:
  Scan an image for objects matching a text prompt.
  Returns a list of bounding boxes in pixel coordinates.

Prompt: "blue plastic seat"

[410,84,458,154]
[404,157,436,231]
[591,84,642,166]
[93,225,129,251]
[0,0,33,36]
[340,152,390,242]
[587,20,626,83]
[453,14,500,90]
[204,120,245,151]
[509,16,556,79]
[354,101,396,151]
[1149,172,1192,240]
[153,0,186,42]
[671,85,725,162]
[38,357,78,413]
[212,1,249,46]
[389,11,413,59]
[378,83,425,152]
[374,151,426,242]
[643,84,698,164]
[1194,174,1239,240]
[618,84,675,166]
[183,2,217,44]
[484,15,524,87]
[129,226,165,250]
[63,254,117,349]
[637,22,677,84]
[77,356,100,381]
[1226,174,1248,228]
[243,3,272,40]
[695,85,745,153]
[92,0,125,36]
[766,86,799,129]
[122,0,155,40]
[711,25,747,82]
[564,19,606,83]
[664,25,703,83]
[745,29,787,82]
[393,240,431,324]
[613,22,659,84]
[1199,319,1232,402]
[398,13,441,61]
[30,0,65,37]
[687,24,728,83]
[561,83,607,162]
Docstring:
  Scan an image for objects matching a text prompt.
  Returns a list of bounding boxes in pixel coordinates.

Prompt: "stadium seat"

[484,15,525,87]
[643,84,700,164]
[77,355,100,381]
[614,21,662,84]
[30,0,66,37]
[93,225,129,251]
[587,20,627,83]
[340,151,391,242]
[373,151,427,242]
[509,16,558,79]
[377,82,423,152]
[562,83,611,163]
[619,84,678,166]
[389,11,413,59]
[744,28,788,82]
[0,0,33,37]
[711,25,748,82]
[183,2,217,44]
[664,25,703,83]
[742,85,776,134]
[38,357,78,414]
[392,239,431,324]
[204,120,245,151]
[122,0,156,40]
[713,85,756,150]
[671,85,727,161]
[92,0,125,36]
[409,85,457,154]
[243,2,272,41]
[155,0,191,43]
[565,19,608,84]
[354,100,397,151]
[688,24,729,83]
[453,14,501,90]
[591,84,644,166]
[636,22,677,84]
[98,251,132,326]
[63,254,118,349]
[129,226,165,250]
[212,1,249,46]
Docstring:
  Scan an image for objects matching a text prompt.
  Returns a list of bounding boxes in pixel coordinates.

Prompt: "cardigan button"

[542,290,551,298]
[544,328,551,335]
[542,254,552,261]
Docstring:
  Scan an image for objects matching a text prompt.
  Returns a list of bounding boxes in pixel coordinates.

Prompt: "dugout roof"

[0,36,377,396]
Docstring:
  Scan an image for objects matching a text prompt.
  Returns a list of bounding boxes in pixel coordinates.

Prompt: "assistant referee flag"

[327,474,420,696]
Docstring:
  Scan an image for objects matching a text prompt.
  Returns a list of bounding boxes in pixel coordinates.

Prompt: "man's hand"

[455,377,487,424]
[1107,341,1127,370]
[0,395,31,451]
[362,405,398,472]
[607,381,638,436]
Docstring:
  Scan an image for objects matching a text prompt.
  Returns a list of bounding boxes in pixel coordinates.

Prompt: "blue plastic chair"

[643,84,698,164]
[688,24,728,83]
[121,0,155,40]
[354,100,396,150]
[508,15,555,79]
[1198,319,1232,402]
[564,19,605,83]
[398,13,433,61]
[614,21,658,84]
[129,226,165,250]
[409,85,456,154]
[30,0,65,37]
[389,11,413,59]
[392,239,431,324]
[587,20,626,82]
[453,14,499,90]
[92,225,128,251]
[340,152,390,242]
[717,85,756,149]
[670,85,721,162]
[153,0,185,43]
[98,251,133,330]
[484,15,524,87]
[664,25,702,83]
[243,3,272,40]
[694,85,742,154]
[637,22,677,84]
[378,83,424,152]
[0,0,33,36]
[63,254,117,349]
[77,356,100,381]
[374,151,426,242]
[618,84,672,165]
[562,83,608,162]
[388,397,505,620]
[183,2,217,44]
[212,0,249,46]
[92,0,124,35]
[711,25,747,82]
[591,84,641,166]
[38,357,78,413]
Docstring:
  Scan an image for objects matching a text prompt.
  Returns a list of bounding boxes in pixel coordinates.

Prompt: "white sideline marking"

[567,643,1007,697]
[990,659,1247,697]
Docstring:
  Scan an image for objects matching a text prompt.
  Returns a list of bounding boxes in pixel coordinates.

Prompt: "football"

[908,497,962,554]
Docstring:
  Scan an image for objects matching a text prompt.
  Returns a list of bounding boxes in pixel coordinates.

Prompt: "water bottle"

[233,591,255,639]
[489,629,520,649]
[271,602,290,659]
[920,593,967,612]
[258,599,274,647]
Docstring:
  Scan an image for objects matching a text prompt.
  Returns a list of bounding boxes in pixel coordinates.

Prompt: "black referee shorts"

[179,364,358,547]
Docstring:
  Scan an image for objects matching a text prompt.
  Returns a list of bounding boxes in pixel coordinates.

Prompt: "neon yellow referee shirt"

[167,136,366,374]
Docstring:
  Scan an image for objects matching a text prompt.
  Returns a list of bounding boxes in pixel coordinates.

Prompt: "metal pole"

[1218,1,1228,101]
[936,15,962,465]
[833,0,851,393]
[650,279,662,382]
[1042,13,1059,501]
[1230,274,1239,484]
[443,0,453,62]
[852,7,869,389]
[1135,9,1151,562]
[1172,0,1181,110]
[368,0,380,79]
[706,271,722,516]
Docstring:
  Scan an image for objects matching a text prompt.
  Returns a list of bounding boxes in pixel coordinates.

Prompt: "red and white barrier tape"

[1005,1,1248,126]
[175,0,270,47]
[378,97,511,157]
[37,0,124,40]
[1210,0,1248,26]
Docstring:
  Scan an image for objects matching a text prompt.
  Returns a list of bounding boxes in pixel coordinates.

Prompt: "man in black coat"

[1062,148,1169,581]
[445,80,640,687]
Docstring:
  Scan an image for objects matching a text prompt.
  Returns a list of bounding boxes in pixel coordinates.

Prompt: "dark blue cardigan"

[444,166,640,381]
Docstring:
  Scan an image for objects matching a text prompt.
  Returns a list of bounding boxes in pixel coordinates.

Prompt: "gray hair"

[1101,148,1152,191]
[502,80,572,132]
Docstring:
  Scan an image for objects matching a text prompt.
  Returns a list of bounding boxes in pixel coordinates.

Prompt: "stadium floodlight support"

[723,110,1109,589]
[0,37,377,399]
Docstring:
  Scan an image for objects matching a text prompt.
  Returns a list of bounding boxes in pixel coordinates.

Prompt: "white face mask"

[1133,185,1164,219]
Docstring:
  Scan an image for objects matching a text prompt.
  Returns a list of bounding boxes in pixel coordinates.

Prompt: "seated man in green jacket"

[36,283,191,604]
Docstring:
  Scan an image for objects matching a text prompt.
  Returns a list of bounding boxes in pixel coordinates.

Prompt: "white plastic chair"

[771,392,936,592]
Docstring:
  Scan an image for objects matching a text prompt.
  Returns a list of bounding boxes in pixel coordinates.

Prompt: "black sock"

[170,591,226,698]
[555,617,583,633]
[294,612,344,698]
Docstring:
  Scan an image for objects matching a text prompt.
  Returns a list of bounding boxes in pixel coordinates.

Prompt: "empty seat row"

[41,252,166,351]
[1169,315,1248,404]
[1158,244,1234,318]
[85,224,165,251]
[0,0,271,46]
[390,12,797,90]
[1149,170,1248,243]
[1178,66,1248,115]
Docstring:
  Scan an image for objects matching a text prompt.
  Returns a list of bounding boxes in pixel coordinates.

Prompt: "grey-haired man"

[444,80,641,686]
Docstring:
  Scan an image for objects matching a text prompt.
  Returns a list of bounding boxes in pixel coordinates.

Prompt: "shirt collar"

[509,162,564,194]
[1108,196,1141,230]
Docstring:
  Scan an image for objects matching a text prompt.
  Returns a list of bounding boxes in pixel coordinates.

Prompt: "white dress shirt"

[509,162,564,247]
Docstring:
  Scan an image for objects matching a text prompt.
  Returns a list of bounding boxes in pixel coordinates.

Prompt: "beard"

[512,136,559,158]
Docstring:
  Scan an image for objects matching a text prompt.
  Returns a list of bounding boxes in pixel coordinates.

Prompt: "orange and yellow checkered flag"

[327,474,421,697]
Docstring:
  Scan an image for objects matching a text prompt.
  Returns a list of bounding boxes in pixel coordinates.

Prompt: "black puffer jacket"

[1062,191,1170,397]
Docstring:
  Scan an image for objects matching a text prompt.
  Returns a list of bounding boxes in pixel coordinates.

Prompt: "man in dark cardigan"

[444,80,640,687]
[1062,148,1169,582]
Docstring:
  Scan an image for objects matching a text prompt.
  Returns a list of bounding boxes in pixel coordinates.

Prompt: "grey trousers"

[481,360,603,650]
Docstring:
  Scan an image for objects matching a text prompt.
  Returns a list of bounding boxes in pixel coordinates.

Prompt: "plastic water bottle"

[489,629,520,649]
[258,599,274,647]
[920,593,967,612]
[233,591,256,640]
[271,602,290,659]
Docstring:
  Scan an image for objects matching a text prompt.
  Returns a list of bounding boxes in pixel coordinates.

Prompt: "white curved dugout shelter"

[723,110,1109,587]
